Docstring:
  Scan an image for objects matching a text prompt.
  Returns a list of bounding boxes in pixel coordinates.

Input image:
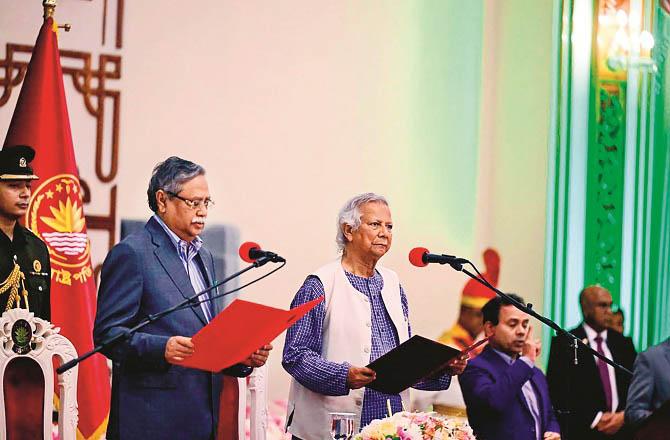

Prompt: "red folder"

[179,297,323,372]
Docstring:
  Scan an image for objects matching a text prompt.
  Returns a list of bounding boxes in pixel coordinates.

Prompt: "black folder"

[365,335,461,394]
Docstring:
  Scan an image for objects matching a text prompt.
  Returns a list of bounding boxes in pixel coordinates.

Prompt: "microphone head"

[239,241,261,263]
[409,247,430,267]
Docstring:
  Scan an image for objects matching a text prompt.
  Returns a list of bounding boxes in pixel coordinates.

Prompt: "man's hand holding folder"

[177,297,322,372]
[427,336,489,378]
[365,335,489,394]
[242,344,273,368]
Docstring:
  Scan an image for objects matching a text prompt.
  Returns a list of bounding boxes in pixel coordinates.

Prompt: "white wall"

[0,0,554,406]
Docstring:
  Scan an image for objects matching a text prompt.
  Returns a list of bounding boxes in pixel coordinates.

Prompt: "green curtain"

[544,0,670,362]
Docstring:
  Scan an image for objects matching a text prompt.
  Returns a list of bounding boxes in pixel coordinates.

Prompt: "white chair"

[0,308,78,439]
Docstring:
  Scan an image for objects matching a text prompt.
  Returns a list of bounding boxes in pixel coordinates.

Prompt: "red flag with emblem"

[3,17,110,439]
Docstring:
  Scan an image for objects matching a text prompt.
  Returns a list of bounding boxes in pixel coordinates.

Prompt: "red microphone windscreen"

[409,247,429,267]
[239,241,261,263]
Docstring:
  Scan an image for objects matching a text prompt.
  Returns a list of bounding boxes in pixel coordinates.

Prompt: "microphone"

[239,241,286,264]
[409,247,468,268]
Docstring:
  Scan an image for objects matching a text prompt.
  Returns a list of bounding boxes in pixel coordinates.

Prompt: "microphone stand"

[56,255,281,374]
[442,259,632,440]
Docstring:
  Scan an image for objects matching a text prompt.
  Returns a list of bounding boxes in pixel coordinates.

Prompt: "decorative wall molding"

[1,45,121,276]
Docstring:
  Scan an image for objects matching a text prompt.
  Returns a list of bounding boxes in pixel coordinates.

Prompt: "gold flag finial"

[43,0,57,20]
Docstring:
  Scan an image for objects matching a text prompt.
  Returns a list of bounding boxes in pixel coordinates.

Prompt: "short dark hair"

[482,293,526,326]
[613,308,624,319]
[147,156,205,212]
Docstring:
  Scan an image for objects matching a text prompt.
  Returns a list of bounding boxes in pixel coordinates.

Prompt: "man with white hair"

[283,192,465,439]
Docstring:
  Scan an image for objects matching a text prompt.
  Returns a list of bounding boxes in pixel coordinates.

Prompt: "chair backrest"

[0,308,78,439]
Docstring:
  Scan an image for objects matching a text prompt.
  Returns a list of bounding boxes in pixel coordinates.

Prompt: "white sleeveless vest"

[286,260,410,439]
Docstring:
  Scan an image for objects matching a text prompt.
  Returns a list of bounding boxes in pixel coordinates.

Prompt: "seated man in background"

[625,337,670,426]
[460,294,561,440]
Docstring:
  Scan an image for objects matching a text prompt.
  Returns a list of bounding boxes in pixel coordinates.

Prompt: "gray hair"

[147,156,205,212]
[336,192,389,252]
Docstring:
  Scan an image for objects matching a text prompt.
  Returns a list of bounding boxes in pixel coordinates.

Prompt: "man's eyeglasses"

[165,191,215,209]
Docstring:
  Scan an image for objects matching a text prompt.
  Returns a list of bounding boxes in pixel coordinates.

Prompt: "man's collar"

[583,322,607,341]
[491,347,517,365]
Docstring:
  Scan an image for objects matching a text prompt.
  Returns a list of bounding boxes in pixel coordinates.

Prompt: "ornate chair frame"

[0,309,78,439]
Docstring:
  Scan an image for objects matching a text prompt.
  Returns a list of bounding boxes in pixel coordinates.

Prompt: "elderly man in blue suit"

[460,294,561,440]
[94,156,272,440]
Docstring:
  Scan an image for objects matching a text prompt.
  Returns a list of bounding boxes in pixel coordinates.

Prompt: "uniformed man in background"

[0,144,50,320]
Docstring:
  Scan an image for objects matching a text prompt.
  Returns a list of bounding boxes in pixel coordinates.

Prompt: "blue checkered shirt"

[283,269,452,429]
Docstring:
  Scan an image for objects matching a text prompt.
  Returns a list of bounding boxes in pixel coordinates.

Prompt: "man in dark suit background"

[547,285,637,440]
[94,156,272,439]
[460,294,561,440]
[625,337,670,425]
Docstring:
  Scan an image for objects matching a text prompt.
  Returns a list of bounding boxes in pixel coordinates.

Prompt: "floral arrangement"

[355,411,476,440]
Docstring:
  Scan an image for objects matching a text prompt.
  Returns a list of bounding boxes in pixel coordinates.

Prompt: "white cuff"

[590,411,603,429]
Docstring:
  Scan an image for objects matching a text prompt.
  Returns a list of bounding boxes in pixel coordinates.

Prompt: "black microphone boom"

[249,248,286,263]
[422,253,469,266]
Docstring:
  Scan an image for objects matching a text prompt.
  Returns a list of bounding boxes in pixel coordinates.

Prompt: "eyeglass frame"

[165,190,215,209]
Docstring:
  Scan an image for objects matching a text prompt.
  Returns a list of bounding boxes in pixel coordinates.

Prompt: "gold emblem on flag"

[26,174,92,285]
[33,260,41,273]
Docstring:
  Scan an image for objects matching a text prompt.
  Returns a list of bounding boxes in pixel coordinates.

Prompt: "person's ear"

[343,224,354,242]
[483,321,495,338]
[156,191,168,213]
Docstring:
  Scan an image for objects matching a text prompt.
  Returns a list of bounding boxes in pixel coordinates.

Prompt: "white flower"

[358,411,476,440]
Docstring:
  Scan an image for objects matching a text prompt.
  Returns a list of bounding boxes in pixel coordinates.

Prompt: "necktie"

[594,335,613,410]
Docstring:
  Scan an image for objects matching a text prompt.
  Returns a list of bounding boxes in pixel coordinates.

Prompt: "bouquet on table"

[355,411,476,440]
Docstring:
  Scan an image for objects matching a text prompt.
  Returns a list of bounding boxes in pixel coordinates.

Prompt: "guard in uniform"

[0,145,50,320]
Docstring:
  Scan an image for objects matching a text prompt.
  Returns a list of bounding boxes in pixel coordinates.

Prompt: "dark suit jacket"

[93,217,248,440]
[625,338,670,425]
[460,346,560,440]
[546,325,637,440]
